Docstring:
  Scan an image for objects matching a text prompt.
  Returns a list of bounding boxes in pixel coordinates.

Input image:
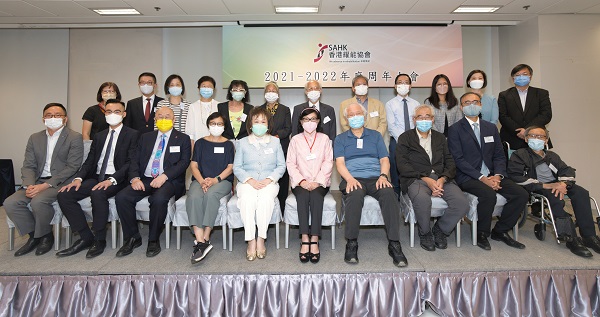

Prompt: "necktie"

[151,134,166,178]
[144,98,151,122]
[402,99,410,132]
[98,130,115,181]
[473,122,490,176]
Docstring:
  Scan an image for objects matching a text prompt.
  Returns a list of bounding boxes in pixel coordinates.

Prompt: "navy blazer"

[291,102,337,141]
[75,125,139,184]
[129,129,191,198]
[124,96,164,134]
[447,118,507,185]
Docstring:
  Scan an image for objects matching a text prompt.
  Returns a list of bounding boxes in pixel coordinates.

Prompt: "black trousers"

[340,177,400,241]
[292,185,329,236]
[533,184,596,237]
[389,137,401,197]
[460,178,528,236]
[57,177,125,241]
[277,171,290,215]
[115,177,181,241]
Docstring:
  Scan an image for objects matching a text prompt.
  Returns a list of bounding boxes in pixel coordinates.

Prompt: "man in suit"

[448,92,528,250]
[115,106,191,257]
[498,64,552,150]
[396,104,468,252]
[340,75,387,136]
[56,100,139,258]
[124,72,164,134]
[4,103,83,256]
[291,80,337,141]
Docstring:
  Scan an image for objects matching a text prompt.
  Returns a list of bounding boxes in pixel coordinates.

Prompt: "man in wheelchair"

[508,126,600,257]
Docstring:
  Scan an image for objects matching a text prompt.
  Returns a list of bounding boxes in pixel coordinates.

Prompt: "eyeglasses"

[415,115,433,120]
[231,89,246,93]
[44,114,65,119]
[105,110,122,115]
[461,100,481,106]
[102,90,115,94]
[301,117,319,123]
[209,122,225,127]
[527,134,547,140]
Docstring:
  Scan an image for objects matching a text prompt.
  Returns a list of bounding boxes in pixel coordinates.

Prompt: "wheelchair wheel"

[534,223,546,241]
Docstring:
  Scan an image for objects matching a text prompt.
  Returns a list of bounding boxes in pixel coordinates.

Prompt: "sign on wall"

[222,25,463,88]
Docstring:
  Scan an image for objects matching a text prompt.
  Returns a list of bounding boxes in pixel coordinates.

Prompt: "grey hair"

[524,126,550,139]
[304,80,321,91]
[343,103,367,118]
[264,81,279,94]
[413,104,435,118]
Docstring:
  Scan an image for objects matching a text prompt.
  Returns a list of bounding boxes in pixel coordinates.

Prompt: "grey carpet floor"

[1,200,599,276]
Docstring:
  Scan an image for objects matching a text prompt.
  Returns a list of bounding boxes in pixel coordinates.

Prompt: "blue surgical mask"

[252,123,268,136]
[463,104,482,117]
[169,86,183,96]
[199,87,213,99]
[514,75,530,87]
[232,91,245,102]
[416,120,432,132]
[348,115,365,129]
[527,138,545,151]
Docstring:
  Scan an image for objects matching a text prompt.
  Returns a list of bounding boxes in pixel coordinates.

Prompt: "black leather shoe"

[116,237,142,257]
[477,232,491,251]
[86,240,107,259]
[56,239,92,257]
[432,223,448,249]
[388,241,408,267]
[490,231,525,249]
[14,237,40,257]
[419,232,436,251]
[566,237,593,258]
[35,234,54,255]
[146,241,161,257]
[344,240,359,264]
[582,235,600,254]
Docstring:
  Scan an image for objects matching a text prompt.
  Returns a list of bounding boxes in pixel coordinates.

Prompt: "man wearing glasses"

[508,126,600,257]
[448,92,528,251]
[124,72,164,134]
[4,103,83,256]
[56,100,139,258]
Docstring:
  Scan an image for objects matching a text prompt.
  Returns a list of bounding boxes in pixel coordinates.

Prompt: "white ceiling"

[0,0,598,27]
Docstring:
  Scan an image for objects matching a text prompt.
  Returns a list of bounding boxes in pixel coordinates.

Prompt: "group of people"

[5,63,600,269]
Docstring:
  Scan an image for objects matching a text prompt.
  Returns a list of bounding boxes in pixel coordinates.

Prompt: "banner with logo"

[222,25,463,88]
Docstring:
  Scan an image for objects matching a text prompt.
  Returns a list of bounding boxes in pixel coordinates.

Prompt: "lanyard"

[303,133,317,153]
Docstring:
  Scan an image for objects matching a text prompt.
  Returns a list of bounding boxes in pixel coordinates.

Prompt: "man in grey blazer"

[291,80,337,141]
[4,103,83,256]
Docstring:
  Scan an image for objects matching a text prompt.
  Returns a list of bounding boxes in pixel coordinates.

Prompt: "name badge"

[169,146,180,153]
[240,113,247,122]
[484,136,494,143]
[264,148,274,154]
[357,139,363,149]
[548,163,558,173]
[306,153,316,161]
[214,147,225,154]
[369,111,379,118]
[323,116,331,124]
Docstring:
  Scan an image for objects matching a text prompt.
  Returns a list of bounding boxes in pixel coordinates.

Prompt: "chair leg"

[410,222,415,248]
[65,227,72,248]
[228,227,233,252]
[165,222,170,249]
[176,226,181,250]
[331,225,335,250]
[54,223,60,251]
[119,223,124,247]
[8,227,14,251]
[472,219,477,246]
[456,221,461,248]
[285,224,289,249]
[222,224,227,250]
[111,221,117,249]
[513,224,519,241]
[275,222,280,249]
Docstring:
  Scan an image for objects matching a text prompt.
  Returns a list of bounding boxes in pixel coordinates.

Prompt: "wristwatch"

[379,174,389,181]
[216,175,222,183]
[108,177,117,186]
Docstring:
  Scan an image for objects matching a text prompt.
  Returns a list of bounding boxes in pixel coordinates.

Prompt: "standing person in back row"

[124,72,164,134]
[291,80,337,141]
[340,75,387,136]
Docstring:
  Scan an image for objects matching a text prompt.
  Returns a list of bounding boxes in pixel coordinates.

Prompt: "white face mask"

[264,92,279,103]
[354,84,368,96]
[44,118,63,130]
[102,92,117,101]
[306,90,321,103]
[140,84,154,95]
[396,84,410,96]
[209,125,225,137]
[105,113,123,126]
[469,80,484,90]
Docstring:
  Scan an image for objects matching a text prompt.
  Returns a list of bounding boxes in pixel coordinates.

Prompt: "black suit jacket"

[447,118,506,185]
[498,86,552,149]
[291,102,337,141]
[217,101,254,140]
[396,129,456,193]
[259,103,292,154]
[129,129,191,198]
[75,125,140,184]
[124,96,164,134]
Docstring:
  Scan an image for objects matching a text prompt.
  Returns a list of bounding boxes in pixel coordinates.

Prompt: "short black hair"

[226,80,250,103]
[43,103,67,115]
[510,64,533,77]
[138,72,157,84]
[198,76,216,88]
[459,92,482,104]
[164,74,185,96]
[395,73,412,85]
[206,112,225,128]
[96,82,122,103]
[246,106,272,135]
[105,99,126,109]
[466,69,488,89]
[297,107,324,134]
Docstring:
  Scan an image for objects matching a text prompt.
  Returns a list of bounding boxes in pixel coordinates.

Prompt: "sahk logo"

[313,43,329,63]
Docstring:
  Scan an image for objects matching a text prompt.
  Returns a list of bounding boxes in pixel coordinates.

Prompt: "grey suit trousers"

[4,186,59,238]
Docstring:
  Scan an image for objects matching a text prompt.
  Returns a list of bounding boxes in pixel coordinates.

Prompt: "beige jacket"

[340,97,387,137]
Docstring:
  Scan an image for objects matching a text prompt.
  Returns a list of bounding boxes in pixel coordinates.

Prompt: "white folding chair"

[6,201,62,251]
[399,194,461,247]
[465,193,519,245]
[117,196,176,248]
[283,193,338,250]
[60,197,120,249]
[226,196,281,251]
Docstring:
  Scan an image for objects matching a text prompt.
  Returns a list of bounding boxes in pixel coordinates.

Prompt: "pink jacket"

[286,132,333,188]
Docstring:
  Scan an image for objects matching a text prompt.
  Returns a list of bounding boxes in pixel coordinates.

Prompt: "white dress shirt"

[517,88,528,111]
[95,124,123,176]
[41,126,64,177]
[385,95,419,140]
[142,95,156,116]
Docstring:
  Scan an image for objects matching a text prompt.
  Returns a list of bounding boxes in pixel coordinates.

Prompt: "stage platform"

[1,200,599,316]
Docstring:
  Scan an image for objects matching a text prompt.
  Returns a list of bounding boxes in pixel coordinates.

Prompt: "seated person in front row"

[4,103,83,256]
[334,103,407,267]
[508,126,600,258]
[56,100,139,258]
[396,104,468,252]
[115,106,191,258]
[447,92,527,251]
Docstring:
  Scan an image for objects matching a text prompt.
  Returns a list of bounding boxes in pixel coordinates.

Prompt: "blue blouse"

[480,94,499,124]
[192,138,235,183]
[233,135,286,183]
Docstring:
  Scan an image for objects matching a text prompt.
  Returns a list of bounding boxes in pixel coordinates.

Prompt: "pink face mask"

[436,84,448,95]
[302,121,318,133]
